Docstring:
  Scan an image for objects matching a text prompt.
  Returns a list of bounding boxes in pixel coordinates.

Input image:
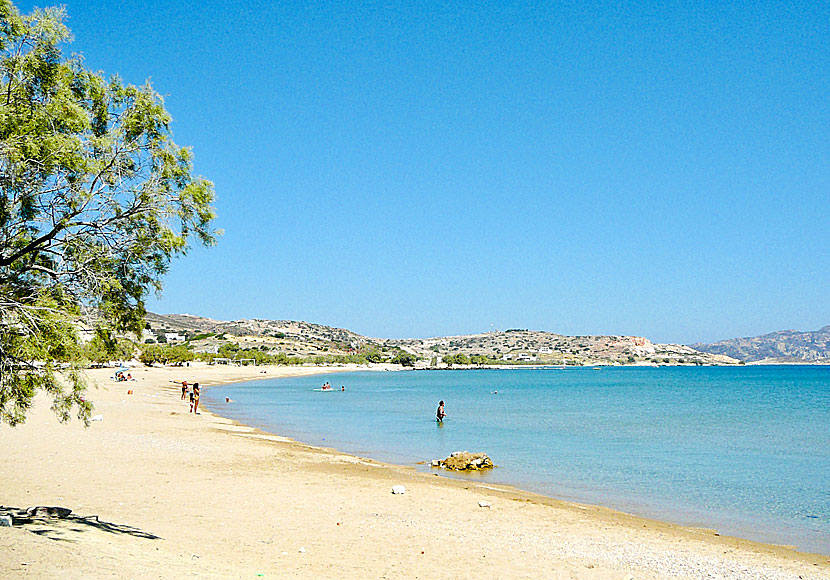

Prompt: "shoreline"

[202,364,829,556]
[1,362,827,579]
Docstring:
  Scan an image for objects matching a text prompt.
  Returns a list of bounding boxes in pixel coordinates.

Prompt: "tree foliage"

[391,351,416,367]
[139,343,194,366]
[0,0,218,425]
[83,330,135,366]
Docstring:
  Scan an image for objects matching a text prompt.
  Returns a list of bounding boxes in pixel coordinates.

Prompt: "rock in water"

[432,451,494,471]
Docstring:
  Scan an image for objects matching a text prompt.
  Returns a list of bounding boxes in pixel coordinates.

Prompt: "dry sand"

[1,362,828,579]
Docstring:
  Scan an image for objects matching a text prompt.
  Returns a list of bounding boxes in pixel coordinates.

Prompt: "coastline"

[1,363,827,579]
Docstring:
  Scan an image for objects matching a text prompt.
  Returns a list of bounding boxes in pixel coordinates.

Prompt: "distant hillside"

[381,330,738,365]
[143,313,371,358]
[693,326,830,363]
[144,313,738,366]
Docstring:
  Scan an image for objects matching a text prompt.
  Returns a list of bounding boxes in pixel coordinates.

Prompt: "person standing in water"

[436,400,446,421]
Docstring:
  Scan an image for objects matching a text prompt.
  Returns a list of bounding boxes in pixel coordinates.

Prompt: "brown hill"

[144,313,738,365]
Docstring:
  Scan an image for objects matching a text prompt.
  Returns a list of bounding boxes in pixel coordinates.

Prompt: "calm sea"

[202,366,830,554]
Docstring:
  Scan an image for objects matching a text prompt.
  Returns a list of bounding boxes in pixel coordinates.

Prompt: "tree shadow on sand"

[0,505,161,542]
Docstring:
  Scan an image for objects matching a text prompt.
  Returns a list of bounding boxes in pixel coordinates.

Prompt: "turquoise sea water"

[202,366,830,554]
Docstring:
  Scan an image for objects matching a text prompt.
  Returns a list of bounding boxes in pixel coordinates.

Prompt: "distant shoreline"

[412,361,830,370]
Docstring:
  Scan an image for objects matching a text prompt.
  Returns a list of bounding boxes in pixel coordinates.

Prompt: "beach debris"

[298,546,306,553]
[478,501,492,509]
[0,515,12,527]
[391,485,406,495]
[432,451,494,471]
[26,506,72,518]
[90,414,103,422]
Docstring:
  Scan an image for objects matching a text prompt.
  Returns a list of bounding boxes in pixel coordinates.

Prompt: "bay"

[203,365,830,554]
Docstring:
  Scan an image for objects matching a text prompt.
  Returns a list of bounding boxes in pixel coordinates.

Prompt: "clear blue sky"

[23,0,829,343]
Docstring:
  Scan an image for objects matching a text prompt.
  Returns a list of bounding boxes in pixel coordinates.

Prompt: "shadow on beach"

[0,505,161,542]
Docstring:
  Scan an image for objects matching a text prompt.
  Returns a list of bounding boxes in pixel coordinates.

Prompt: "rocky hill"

[144,314,738,365]
[692,325,830,364]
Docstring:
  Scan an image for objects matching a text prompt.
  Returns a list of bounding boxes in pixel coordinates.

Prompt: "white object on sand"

[90,415,103,422]
[478,501,491,509]
[0,515,12,527]
[298,547,306,553]
[391,485,406,495]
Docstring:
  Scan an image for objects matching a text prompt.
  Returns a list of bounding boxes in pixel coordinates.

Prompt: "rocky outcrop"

[432,451,494,471]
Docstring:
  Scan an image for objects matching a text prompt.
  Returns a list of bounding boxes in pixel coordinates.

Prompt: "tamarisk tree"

[0,0,218,425]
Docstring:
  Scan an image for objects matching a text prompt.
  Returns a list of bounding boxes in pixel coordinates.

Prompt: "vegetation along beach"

[2,0,828,578]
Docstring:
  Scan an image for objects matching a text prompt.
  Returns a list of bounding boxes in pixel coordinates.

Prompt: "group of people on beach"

[180,380,201,413]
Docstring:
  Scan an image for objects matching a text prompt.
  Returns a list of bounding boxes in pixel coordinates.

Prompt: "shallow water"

[203,366,830,554]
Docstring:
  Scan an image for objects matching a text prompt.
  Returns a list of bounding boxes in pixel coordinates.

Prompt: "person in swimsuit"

[191,383,201,414]
[436,400,446,421]
[181,380,188,400]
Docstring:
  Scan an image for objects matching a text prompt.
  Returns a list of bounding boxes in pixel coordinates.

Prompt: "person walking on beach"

[436,400,446,422]
[191,383,201,414]
[181,380,188,400]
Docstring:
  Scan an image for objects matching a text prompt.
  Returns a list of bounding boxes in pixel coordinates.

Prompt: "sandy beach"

[1,363,827,579]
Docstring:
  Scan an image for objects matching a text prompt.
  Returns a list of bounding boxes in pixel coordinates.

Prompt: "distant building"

[164,332,186,343]
[538,346,552,354]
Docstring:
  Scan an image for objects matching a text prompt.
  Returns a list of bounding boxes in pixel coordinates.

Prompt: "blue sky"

[22,1,829,343]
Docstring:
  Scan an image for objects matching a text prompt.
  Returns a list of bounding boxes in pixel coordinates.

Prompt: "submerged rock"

[432,451,494,471]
